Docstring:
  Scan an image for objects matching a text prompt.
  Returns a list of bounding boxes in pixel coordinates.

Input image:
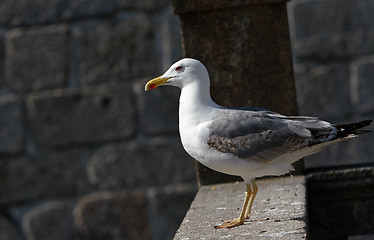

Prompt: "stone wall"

[288,0,374,169]
[0,1,197,240]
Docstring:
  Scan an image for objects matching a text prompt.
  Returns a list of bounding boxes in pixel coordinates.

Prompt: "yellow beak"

[144,76,171,91]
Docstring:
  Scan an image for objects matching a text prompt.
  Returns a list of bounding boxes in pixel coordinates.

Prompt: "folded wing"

[206,110,345,162]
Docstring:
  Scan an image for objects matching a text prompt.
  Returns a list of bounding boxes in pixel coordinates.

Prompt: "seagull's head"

[145,58,209,91]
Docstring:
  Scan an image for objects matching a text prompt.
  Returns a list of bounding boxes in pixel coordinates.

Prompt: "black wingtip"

[334,120,372,138]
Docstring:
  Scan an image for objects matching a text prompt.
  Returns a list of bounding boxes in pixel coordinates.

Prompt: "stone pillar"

[173,0,300,186]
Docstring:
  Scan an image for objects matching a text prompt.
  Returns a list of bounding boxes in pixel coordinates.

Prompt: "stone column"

[173,0,301,186]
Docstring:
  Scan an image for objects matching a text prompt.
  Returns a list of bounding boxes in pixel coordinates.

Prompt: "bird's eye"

[175,66,183,71]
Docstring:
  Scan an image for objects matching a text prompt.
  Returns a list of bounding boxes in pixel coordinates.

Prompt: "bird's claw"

[214,217,244,229]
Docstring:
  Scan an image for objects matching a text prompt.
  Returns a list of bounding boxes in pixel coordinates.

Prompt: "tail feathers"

[334,120,372,138]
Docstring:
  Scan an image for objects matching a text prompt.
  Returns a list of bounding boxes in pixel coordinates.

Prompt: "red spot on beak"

[148,83,156,89]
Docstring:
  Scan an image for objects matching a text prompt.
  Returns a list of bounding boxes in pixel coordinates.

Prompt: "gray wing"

[206,110,335,161]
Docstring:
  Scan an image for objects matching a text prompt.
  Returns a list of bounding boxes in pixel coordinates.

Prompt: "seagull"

[144,58,372,229]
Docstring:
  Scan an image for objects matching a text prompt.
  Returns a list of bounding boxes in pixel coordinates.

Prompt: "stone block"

[288,0,374,59]
[0,216,22,240]
[147,184,197,240]
[64,0,116,19]
[0,149,90,205]
[22,201,75,240]
[0,157,38,204]
[87,137,196,190]
[0,95,24,154]
[0,0,118,27]
[26,83,135,147]
[134,78,179,135]
[306,167,374,239]
[5,25,68,93]
[350,56,374,115]
[156,7,183,70]
[118,0,169,11]
[0,0,67,26]
[294,63,350,121]
[33,149,92,196]
[72,13,157,86]
[0,29,4,91]
[74,191,151,240]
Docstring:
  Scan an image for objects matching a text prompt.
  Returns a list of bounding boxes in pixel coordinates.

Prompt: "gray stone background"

[0,0,373,239]
[289,0,374,169]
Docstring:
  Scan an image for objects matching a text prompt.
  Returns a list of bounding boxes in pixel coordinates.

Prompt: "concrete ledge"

[174,176,306,240]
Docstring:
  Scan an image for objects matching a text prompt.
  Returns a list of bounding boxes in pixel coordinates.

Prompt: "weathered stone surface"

[349,129,374,165]
[0,157,38,204]
[0,149,90,205]
[290,0,374,39]
[64,0,116,19]
[0,216,22,240]
[72,13,157,86]
[0,0,118,27]
[350,56,374,115]
[118,0,169,11]
[156,7,183,71]
[33,149,91,197]
[87,138,196,190]
[0,95,24,154]
[288,0,374,59]
[0,0,67,26]
[173,0,288,14]
[306,167,374,240]
[22,201,74,240]
[134,78,179,135]
[74,191,151,240]
[0,29,4,91]
[26,83,135,147]
[5,25,68,93]
[147,184,197,240]
[174,176,306,240]
[294,63,350,121]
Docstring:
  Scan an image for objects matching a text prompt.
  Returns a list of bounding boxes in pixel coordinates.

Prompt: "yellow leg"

[214,182,253,229]
[244,180,258,219]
